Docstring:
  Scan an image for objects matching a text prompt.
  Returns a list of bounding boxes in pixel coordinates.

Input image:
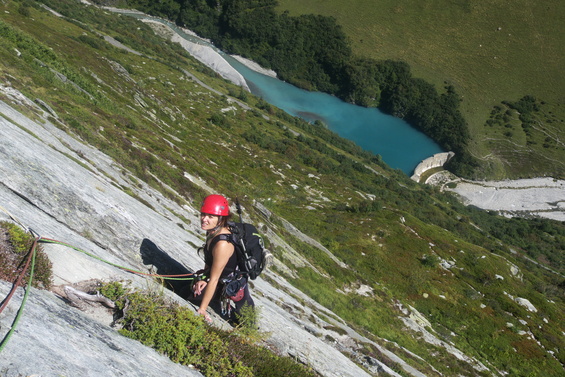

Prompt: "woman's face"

[200,213,220,231]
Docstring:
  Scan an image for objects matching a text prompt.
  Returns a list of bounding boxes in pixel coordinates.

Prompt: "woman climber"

[190,194,254,323]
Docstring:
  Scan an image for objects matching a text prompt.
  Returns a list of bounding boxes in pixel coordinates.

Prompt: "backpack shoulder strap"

[210,233,236,248]
[207,233,233,254]
[216,233,233,244]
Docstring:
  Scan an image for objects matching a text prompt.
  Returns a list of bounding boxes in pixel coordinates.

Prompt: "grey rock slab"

[0,282,202,377]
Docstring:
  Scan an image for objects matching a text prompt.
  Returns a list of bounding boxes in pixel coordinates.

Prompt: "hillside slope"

[278,0,565,179]
[1,1,564,376]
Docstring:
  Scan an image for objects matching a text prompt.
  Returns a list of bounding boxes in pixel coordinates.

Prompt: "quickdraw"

[219,275,246,317]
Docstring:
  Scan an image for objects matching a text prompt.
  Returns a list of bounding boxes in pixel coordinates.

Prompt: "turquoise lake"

[126,12,443,175]
[226,58,443,175]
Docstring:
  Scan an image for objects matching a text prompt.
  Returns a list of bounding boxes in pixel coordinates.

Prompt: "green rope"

[0,240,36,353]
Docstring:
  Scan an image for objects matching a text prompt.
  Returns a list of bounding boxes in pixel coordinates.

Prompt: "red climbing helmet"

[201,194,230,216]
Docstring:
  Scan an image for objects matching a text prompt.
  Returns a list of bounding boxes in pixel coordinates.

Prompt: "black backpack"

[216,198,269,280]
[224,221,266,280]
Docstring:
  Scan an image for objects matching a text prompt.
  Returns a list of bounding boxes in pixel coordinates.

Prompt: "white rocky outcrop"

[140,19,250,91]
[515,297,538,313]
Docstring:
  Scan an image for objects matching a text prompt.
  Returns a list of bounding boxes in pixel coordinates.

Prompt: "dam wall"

[411,152,455,182]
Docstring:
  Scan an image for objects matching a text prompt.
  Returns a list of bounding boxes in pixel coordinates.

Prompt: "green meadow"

[277,0,565,179]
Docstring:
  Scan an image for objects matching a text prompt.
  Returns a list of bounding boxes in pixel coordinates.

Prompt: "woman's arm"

[196,240,234,320]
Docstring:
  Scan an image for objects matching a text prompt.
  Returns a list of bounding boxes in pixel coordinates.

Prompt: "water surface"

[227,58,443,175]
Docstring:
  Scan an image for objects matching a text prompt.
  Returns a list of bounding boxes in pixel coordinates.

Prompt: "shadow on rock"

[139,238,193,297]
[139,239,225,319]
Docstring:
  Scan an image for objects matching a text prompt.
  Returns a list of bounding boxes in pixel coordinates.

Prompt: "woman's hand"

[193,280,207,296]
[197,307,212,323]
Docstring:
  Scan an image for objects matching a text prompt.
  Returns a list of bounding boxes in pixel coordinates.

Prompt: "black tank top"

[204,234,238,278]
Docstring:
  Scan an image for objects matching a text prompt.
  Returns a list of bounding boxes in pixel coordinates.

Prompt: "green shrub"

[420,254,438,268]
[0,221,53,289]
[109,288,252,376]
[101,283,316,376]
[224,336,317,377]
[17,3,31,17]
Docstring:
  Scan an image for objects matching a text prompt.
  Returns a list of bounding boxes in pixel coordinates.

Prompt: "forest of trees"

[119,0,476,174]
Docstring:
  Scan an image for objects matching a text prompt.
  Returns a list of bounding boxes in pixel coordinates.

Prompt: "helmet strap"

[206,226,222,241]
